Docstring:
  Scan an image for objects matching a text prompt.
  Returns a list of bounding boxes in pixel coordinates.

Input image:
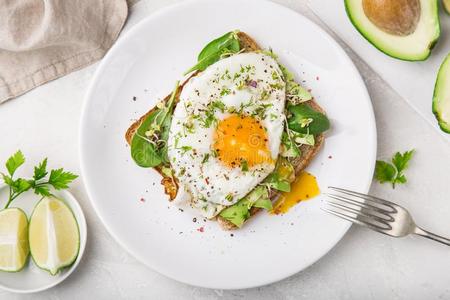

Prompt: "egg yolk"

[213,114,273,168]
[271,171,320,215]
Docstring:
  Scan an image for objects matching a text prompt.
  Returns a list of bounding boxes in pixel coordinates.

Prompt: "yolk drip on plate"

[271,171,320,215]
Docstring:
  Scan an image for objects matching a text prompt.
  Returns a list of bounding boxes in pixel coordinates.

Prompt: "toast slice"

[217,101,325,230]
[125,32,325,230]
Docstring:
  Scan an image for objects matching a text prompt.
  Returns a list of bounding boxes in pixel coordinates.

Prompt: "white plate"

[0,187,87,293]
[80,0,376,289]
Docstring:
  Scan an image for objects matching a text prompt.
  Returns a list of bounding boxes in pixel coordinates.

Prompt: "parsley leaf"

[33,158,48,181]
[375,150,414,188]
[392,150,414,173]
[6,150,25,176]
[34,185,51,197]
[1,150,78,208]
[48,168,78,190]
[1,173,14,186]
[12,178,33,194]
[375,161,396,183]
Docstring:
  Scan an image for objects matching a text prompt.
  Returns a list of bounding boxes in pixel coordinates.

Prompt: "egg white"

[167,52,286,218]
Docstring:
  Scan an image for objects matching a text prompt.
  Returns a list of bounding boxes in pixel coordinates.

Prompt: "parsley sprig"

[375,150,414,188]
[1,150,78,208]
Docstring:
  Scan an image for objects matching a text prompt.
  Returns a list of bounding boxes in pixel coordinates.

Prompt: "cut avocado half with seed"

[433,54,450,133]
[345,0,440,61]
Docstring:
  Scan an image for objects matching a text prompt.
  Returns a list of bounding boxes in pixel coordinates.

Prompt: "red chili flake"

[307,89,312,92]
[139,198,145,202]
[197,226,205,233]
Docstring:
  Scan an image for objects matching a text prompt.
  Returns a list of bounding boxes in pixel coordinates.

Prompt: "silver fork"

[323,187,450,246]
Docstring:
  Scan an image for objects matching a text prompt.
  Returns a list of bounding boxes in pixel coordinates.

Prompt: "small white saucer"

[0,185,87,293]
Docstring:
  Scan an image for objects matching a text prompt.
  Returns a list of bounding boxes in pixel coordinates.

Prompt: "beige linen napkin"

[0,0,128,103]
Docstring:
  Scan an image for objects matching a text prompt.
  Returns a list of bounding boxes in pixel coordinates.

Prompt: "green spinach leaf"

[287,104,330,134]
[184,31,240,74]
[131,82,180,168]
[131,110,163,167]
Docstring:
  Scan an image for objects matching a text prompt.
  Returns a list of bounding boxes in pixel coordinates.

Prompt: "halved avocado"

[345,0,440,61]
[432,53,450,133]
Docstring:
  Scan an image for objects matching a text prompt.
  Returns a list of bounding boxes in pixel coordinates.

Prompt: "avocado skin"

[432,53,450,133]
[344,0,441,61]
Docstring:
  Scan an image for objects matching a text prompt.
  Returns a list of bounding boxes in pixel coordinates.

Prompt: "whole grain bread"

[125,32,326,230]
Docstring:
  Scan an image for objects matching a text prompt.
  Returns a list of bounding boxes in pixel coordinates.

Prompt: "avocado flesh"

[345,0,440,61]
[433,54,450,133]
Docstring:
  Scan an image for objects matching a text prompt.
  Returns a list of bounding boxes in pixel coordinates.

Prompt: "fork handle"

[414,227,450,246]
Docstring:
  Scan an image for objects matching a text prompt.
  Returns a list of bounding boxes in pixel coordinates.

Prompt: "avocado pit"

[362,0,421,36]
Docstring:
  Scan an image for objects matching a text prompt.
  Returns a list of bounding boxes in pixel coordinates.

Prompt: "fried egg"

[167,52,286,218]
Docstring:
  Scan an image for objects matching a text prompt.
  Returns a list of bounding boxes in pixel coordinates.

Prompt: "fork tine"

[325,193,395,221]
[321,207,389,233]
[325,200,393,227]
[328,186,397,212]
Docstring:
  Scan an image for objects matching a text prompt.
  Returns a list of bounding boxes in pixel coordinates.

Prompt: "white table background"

[1,0,450,299]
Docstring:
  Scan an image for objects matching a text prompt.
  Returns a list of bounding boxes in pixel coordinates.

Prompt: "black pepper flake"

[132,96,137,101]
[230,233,234,237]
[193,217,197,222]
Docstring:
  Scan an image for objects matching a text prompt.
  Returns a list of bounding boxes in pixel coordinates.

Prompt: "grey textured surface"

[0,0,449,299]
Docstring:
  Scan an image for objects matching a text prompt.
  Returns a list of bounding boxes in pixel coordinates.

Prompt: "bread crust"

[125,32,326,229]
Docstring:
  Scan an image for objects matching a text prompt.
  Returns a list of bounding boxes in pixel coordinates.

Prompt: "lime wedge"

[0,208,29,272]
[29,197,80,275]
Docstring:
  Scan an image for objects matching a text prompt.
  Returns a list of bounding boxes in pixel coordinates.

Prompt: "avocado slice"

[219,186,271,228]
[432,53,450,133]
[345,0,440,61]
